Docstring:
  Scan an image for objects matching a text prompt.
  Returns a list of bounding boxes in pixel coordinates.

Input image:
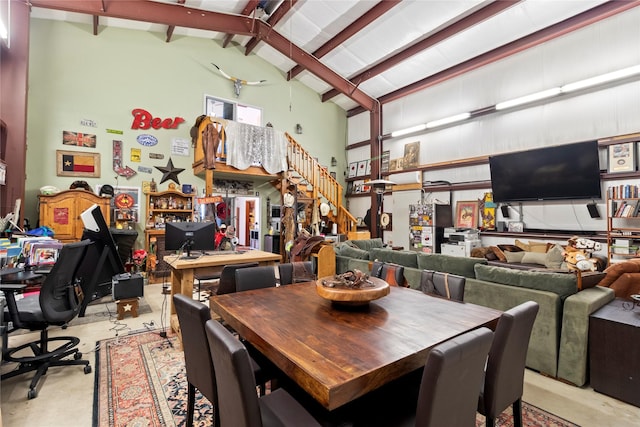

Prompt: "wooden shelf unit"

[606,187,640,265]
[144,190,195,278]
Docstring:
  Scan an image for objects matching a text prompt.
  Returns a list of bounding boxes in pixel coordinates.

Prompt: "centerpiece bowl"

[316,276,390,306]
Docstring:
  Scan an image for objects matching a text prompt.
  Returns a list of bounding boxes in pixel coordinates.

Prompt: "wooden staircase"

[283,133,357,236]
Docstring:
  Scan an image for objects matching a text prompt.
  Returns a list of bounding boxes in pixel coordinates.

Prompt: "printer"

[444,228,480,242]
[441,228,481,257]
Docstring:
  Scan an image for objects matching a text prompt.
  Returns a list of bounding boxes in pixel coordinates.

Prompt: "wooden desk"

[211,283,501,410]
[165,250,281,332]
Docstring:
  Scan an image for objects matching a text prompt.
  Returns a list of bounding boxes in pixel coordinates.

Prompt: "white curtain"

[225,121,288,174]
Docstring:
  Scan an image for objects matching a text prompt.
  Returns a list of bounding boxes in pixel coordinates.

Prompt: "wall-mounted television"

[489,140,602,203]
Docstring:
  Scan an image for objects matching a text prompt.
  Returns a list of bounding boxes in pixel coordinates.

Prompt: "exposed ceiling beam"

[348,0,640,116]
[165,0,186,43]
[244,0,298,56]
[222,0,260,48]
[252,19,376,110]
[30,0,257,36]
[287,0,401,81]
[323,0,520,102]
[378,0,640,106]
[30,0,376,111]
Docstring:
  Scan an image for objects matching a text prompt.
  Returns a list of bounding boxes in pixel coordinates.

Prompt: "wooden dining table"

[210,282,502,411]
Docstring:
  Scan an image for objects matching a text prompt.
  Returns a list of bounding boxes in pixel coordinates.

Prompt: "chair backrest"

[371,261,406,287]
[216,262,259,295]
[172,294,219,426]
[235,266,277,292]
[278,261,314,286]
[205,319,263,427]
[419,269,466,302]
[415,327,494,427]
[481,301,539,419]
[39,240,92,324]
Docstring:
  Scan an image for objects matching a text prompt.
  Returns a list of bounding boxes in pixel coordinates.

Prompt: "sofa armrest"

[557,286,615,386]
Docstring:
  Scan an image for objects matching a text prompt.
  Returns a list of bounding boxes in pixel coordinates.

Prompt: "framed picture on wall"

[608,143,635,173]
[356,160,368,177]
[56,150,101,178]
[455,201,479,229]
[348,162,357,178]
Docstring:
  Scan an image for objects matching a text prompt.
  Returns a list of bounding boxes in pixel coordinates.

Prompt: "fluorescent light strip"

[495,87,562,111]
[561,64,640,93]
[426,112,471,129]
[0,20,7,40]
[390,123,427,138]
[388,64,640,137]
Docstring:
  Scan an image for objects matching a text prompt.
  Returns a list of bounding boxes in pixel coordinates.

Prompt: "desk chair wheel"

[74,352,82,360]
[28,389,37,400]
[84,365,92,374]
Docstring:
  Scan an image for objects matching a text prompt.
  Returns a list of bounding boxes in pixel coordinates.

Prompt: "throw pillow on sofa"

[544,244,565,269]
[504,251,526,263]
[520,251,547,265]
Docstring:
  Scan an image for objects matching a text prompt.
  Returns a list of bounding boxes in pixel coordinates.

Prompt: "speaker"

[500,205,510,218]
[587,203,600,219]
[112,273,144,300]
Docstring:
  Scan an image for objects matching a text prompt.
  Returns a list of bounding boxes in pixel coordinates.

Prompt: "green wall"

[26,19,347,238]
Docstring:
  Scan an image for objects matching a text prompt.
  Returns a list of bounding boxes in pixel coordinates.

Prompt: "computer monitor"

[77,204,126,316]
[165,221,216,259]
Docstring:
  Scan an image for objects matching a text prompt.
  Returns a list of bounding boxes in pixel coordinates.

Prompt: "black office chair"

[419,269,466,302]
[1,240,93,399]
[278,261,314,285]
[235,266,277,292]
[216,262,259,295]
[477,301,539,427]
[173,294,271,426]
[204,319,321,427]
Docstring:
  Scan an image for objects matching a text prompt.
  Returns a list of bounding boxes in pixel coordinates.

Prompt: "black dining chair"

[235,266,277,292]
[342,327,495,427]
[371,261,406,287]
[204,319,321,427]
[477,301,539,427]
[216,262,259,295]
[173,294,271,426]
[277,261,314,286]
[419,269,466,302]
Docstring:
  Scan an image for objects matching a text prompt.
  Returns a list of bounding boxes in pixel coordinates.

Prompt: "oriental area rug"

[93,331,579,427]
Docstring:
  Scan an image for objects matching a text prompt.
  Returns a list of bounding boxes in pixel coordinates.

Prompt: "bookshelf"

[606,185,640,265]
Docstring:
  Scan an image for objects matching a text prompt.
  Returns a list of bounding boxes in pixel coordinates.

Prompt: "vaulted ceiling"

[30,1,639,115]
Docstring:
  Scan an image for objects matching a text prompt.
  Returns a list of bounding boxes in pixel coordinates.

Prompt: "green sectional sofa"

[334,239,615,386]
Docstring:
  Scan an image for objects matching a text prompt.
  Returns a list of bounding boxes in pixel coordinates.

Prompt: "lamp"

[368,178,395,194]
[426,112,471,129]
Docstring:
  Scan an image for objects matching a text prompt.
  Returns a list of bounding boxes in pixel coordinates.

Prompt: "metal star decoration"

[155,158,185,185]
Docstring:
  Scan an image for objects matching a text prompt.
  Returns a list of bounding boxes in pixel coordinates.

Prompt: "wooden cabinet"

[38,189,111,242]
[144,190,195,278]
[589,298,640,407]
[606,186,640,265]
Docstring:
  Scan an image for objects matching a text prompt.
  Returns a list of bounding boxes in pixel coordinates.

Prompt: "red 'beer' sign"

[131,108,185,130]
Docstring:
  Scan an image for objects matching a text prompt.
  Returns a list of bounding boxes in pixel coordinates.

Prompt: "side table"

[589,298,640,407]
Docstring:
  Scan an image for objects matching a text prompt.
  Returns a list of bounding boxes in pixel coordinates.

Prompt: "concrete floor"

[2,282,639,426]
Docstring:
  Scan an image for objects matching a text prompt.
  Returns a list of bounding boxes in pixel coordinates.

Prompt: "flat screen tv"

[165,221,216,259]
[489,140,602,203]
